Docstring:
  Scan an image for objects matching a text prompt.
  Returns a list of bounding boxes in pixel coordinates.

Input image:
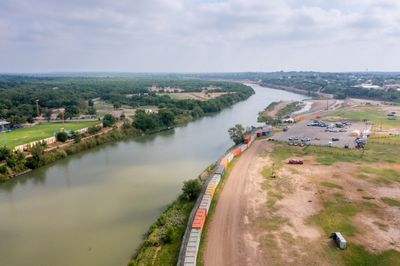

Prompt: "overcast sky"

[1,0,399,73]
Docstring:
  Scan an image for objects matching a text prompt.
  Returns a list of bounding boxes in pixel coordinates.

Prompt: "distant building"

[111,110,124,118]
[0,119,10,132]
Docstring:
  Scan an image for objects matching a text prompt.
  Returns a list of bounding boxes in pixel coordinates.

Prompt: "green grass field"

[1,121,100,148]
[328,108,400,130]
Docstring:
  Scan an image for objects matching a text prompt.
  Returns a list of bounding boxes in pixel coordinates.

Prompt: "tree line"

[0,75,253,126]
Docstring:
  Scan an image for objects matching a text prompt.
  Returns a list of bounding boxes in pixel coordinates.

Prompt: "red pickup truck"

[288,159,303,165]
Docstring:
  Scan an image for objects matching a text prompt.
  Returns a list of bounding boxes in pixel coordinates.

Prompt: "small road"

[203,140,267,266]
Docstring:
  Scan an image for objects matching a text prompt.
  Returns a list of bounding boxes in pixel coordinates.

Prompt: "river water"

[0,84,306,266]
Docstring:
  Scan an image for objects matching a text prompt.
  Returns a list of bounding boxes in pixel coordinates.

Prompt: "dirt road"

[203,140,268,266]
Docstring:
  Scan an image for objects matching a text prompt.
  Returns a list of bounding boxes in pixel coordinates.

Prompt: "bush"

[88,126,101,134]
[0,146,12,161]
[71,132,81,143]
[56,132,68,142]
[103,114,117,127]
[6,157,16,168]
[25,157,40,169]
[182,179,202,201]
[0,165,7,174]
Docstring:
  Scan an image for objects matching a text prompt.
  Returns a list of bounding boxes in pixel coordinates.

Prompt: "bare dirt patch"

[158,92,227,101]
[352,212,400,253]
[204,137,400,265]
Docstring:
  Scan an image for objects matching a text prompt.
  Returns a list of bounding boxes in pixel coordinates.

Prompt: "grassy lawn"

[328,108,400,130]
[321,181,343,189]
[359,167,400,185]
[1,121,100,148]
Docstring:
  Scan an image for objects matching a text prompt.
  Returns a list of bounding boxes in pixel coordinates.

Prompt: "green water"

[0,84,306,266]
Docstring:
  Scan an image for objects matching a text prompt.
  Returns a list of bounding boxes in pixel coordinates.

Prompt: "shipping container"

[210,179,220,188]
[215,165,225,176]
[220,157,228,168]
[232,148,241,156]
[199,195,212,213]
[213,173,222,180]
[184,229,201,266]
[205,186,216,197]
[262,130,270,136]
[240,144,247,152]
[227,153,234,163]
[207,182,216,191]
[192,208,207,231]
[211,174,221,185]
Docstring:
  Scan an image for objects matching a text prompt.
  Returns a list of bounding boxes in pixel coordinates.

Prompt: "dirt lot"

[158,92,227,101]
[273,118,370,148]
[203,138,400,265]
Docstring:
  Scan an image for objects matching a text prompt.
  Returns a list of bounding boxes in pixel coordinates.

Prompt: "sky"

[0,0,399,73]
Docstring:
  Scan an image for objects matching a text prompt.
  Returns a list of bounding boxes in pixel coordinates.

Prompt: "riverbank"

[0,84,309,266]
[129,195,196,266]
[0,88,255,182]
[129,130,260,266]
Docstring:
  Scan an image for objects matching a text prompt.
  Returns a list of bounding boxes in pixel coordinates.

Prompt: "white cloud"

[0,0,399,72]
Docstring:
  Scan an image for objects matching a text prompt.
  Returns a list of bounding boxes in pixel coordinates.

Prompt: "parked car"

[288,159,303,165]
[330,232,347,249]
[332,138,339,141]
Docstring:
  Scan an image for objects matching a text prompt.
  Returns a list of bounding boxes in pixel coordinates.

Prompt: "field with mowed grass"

[327,107,400,130]
[1,121,100,148]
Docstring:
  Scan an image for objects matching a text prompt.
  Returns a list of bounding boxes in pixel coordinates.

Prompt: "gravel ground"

[273,118,371,148]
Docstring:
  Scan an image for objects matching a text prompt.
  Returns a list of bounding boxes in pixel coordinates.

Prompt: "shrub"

[25,157,40,169]
[182,179,202,201]
[88,125,101,134]
[0,146,12,161]
[6,157,16,168]
[0,165,7,174]
[56,132,68,142]
[103,114,116,127]
[71,132,81,143]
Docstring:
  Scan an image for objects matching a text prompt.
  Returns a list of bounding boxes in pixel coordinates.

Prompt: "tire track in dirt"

[203,140,268,266]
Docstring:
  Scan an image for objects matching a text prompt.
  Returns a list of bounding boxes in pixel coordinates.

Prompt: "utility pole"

[61,110,65,128]
[35,99,40,117]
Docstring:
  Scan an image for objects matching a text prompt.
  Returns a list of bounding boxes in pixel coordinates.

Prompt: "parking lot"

[273,119,370,148]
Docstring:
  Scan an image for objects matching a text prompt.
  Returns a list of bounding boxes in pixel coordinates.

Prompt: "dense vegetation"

[129,179,202,266]
[258,101,301,125]
[0,121,141,181]
[190,72,400,102]
[0,75,254,125]
[228,124,246,145]
[0,76,254,180]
